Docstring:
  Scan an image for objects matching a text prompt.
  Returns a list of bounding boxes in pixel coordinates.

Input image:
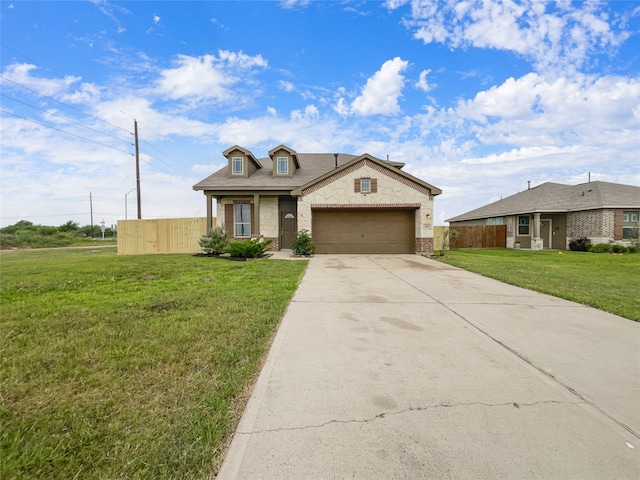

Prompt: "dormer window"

[277,157,288,175]
[232,157,243,175]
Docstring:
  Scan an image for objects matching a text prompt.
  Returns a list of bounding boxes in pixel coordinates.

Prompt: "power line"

[1,93,133,145]
[140,139,193,172]
[0,75,133,135]
[1,109,133,155]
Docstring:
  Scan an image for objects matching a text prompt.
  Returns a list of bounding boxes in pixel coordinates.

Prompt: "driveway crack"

[236,400,584,435]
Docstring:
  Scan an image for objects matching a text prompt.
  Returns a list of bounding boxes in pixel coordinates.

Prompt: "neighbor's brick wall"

[566,209,614,244]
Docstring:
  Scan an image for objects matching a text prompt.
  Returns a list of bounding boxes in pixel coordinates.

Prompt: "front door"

[280,211,297,249]
[540,219,552,249]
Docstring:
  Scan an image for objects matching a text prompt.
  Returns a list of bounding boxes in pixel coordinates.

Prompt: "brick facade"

[567,209,615,243]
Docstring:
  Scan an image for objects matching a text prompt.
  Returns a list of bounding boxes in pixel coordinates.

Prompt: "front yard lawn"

[0,247,307,479]
[436,249,640,321]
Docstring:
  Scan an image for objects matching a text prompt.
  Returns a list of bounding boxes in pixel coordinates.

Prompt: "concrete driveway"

[217,254,640,479]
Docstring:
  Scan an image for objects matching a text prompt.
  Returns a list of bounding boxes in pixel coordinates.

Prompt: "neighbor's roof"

[446,181,640,222]
[193,152,442,195]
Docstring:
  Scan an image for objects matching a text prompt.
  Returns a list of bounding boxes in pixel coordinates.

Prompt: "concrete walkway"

[218,254,640,479]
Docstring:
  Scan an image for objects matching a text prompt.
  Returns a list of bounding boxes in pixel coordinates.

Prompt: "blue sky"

[1,0,639,228]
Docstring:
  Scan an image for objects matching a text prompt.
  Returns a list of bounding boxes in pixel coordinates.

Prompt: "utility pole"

[134,119,141,219]
[90,192,94,238]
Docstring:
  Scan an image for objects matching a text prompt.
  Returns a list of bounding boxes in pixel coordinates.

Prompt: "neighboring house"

[446,181,640,250]
[193,145,442,254]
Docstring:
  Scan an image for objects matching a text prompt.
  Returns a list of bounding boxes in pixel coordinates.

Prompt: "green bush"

[627,246,639,253]
[226,237,273,258]
[569,236,591,252]
[589,243,612,253]
[611,244,627,253]
[0,231,77,249]
[291,229,315,256]
[198,226,229,255]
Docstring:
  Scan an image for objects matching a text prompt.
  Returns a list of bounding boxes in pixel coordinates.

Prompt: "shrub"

[291,229,315,256]
[198,226,229,255]
[568,236,591,252]
[226,237,273,258]
[611,244,627,253]
[627,245,639,254]
[589,243,612,253]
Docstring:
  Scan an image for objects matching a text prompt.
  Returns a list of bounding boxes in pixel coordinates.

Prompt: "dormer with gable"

[223,145,262,178]
[268,145,300,178]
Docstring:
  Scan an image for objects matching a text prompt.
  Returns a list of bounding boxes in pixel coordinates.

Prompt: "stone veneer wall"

[218,197,279,240]
[416,237,433,253]
[566,209,614,245]
[298,162,435,245]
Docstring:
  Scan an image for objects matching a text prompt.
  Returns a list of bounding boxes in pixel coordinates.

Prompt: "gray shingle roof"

[446,181,640,222]
[193,153,359,192]
[192,152,442,196]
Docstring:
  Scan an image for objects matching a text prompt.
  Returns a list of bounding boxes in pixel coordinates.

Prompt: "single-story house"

[193,145,442,254]
[446,181,640,250]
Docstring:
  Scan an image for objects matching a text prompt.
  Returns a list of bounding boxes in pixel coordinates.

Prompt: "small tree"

[439,228,459,256]
[59,220,80,232]
[198,226,229,255]
[291,229,315,256]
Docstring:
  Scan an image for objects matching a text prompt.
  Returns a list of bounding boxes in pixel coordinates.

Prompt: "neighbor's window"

[277,157,288,175]
[518,215,530,235]
[360,178,371,193]
[232,157,243,175]
[623,210,639,239]
[234,204,251,237]
[486,217,504,226]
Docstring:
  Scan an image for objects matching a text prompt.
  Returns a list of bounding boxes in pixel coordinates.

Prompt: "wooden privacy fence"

[117,218,212,255]
[449,225,507,249]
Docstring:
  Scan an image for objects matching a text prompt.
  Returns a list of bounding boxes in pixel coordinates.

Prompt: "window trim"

[518,215,530,236]
[360,178,371,193]
[232,157,244,175]
[277,156,288,175]
[234,203,251,238]
[623,210,639,240]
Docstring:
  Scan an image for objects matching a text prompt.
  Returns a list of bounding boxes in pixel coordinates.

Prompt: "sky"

[1,0,639,229]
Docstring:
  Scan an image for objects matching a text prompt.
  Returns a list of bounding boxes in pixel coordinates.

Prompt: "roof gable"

[222,145,262,170]
[291,153,442,196]
[268,144,300,168]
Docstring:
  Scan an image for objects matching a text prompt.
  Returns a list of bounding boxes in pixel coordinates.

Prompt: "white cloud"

[350,57,409,115]
[415,69,434,92]
[279,80,295,92]
[290,104,319,121]
[89,0,128,33]
[391,0,630,73]
[153,14,160,24]
[280,0,310,8]
[155,51,268,103]
[2,63,81,96]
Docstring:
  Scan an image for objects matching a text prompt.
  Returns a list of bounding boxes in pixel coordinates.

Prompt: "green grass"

[0,247,307,479]
[436,249,640,321]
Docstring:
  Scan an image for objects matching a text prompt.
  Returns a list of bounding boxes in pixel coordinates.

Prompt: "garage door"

[312,208,415,254]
